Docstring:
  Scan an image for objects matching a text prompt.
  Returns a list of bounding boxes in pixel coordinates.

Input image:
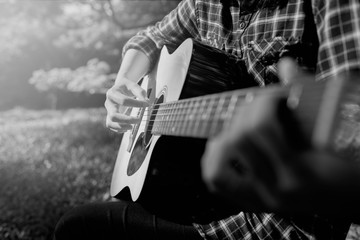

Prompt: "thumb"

[129,82,149,103]
[278,57,305,85]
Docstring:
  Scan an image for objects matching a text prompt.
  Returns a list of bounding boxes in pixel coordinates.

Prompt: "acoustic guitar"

[110,38,356,224]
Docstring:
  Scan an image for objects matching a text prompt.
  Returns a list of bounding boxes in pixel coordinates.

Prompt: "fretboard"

[150,86,291,139]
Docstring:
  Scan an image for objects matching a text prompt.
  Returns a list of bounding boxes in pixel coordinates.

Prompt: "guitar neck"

[150,76,360,153]
[150,85,296,139]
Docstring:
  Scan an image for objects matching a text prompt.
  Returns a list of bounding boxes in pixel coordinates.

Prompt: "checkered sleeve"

[193,213,314,240]
[313,0,360,80]
[122,0,200,71]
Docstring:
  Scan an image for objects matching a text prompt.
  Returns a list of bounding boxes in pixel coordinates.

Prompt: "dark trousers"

[53,200,203,240]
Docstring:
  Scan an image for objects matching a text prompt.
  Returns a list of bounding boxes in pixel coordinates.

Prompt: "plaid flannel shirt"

[123,0,360,239]
[123,0,360,85]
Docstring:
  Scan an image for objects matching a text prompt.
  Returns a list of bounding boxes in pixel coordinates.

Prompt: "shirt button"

[239,21,247,29]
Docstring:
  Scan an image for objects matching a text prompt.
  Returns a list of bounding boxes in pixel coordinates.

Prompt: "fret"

[199,98,209,138]
[170,102,177,135]
[175,101,184,135]
[151,105,158,134]
[177,101,184,136]
[210,95,226,137]
[155,103,169,135]
[180,101,186,134]
[169,103,175,135]
[161,105,166,133]
[189,99,200,137]
[152,106,158,134]
[159,104,165,134]
[171,103,178,135]
[178,101,185,136]
[185,100,192,135]
[207,97,216,136]
[165,103,172,134]
[221,95,231,119]
[204,96,217,137]
[161,105,167,133]
[188,100,196,136]
[176,101,184,136]
[218,94,232,133]
[174,102,180,134]
[162,105,167,134]
[154,105,160,135]
[224,94,239,131]
[182,101,190,136]
[217,95,230,131]
[185,101,194,136]
[193,98,203,136]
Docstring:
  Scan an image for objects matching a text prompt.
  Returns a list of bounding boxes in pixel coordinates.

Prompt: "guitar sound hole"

[127,95,165,176]
[127,132,148,176]
[144,95,164,146]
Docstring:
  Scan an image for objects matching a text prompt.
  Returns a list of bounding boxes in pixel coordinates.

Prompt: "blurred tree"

[29,59,116,109]
[54,0,180,52]
[0,0,181,110]
[67,58,116,94]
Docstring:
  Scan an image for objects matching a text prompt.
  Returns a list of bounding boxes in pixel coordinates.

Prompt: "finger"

[248,129,296,187]
[128,81,149,102]
[202,136,271,211]
[109,127,129,134]
[108,112,142,124]
[106,85,149,107]
[236,97,297,182]
[104,99,129,116]
[229,135,286,211]
[278,57,306,84]
[107,92,149,108]
[223,96,288,201]
[202,137,252,193]
[218,147,268,211]
[235,107,304,211]
[106,120,133,132]
[225,94,279,143]
[119,81,149,104]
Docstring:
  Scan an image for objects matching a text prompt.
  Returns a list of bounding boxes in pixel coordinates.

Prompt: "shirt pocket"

[244,36,301,85]
[203,28,235,51]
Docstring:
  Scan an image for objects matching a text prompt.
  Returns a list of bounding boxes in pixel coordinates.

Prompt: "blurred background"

[0,0,360,239]
[0,0,180,239]
[0,0,181,111]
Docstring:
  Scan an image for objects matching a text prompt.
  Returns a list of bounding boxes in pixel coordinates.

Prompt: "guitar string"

[147,80,328,108]
[140,114,327,139]
[121,74,359,123]
[131,83,327,119]
[119,82,360,129]
[135,93,324,123]
[132,97,324,135]
[132,106,324,131]
[129,89,351,136]
[130,88,286,119]
[117,82,360,135]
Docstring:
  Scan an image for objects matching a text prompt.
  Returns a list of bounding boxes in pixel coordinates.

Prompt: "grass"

[0,107,359,240]
[0,108,121,240]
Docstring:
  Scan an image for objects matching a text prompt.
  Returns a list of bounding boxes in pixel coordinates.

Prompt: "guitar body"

[109,37,359,225]
[111,39,258,224]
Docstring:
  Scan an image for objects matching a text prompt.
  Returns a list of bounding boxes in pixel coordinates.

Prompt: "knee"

[53,207,87,240]
[53,201,130,240]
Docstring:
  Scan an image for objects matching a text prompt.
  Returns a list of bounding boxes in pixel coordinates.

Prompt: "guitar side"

[110,39,194,201]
